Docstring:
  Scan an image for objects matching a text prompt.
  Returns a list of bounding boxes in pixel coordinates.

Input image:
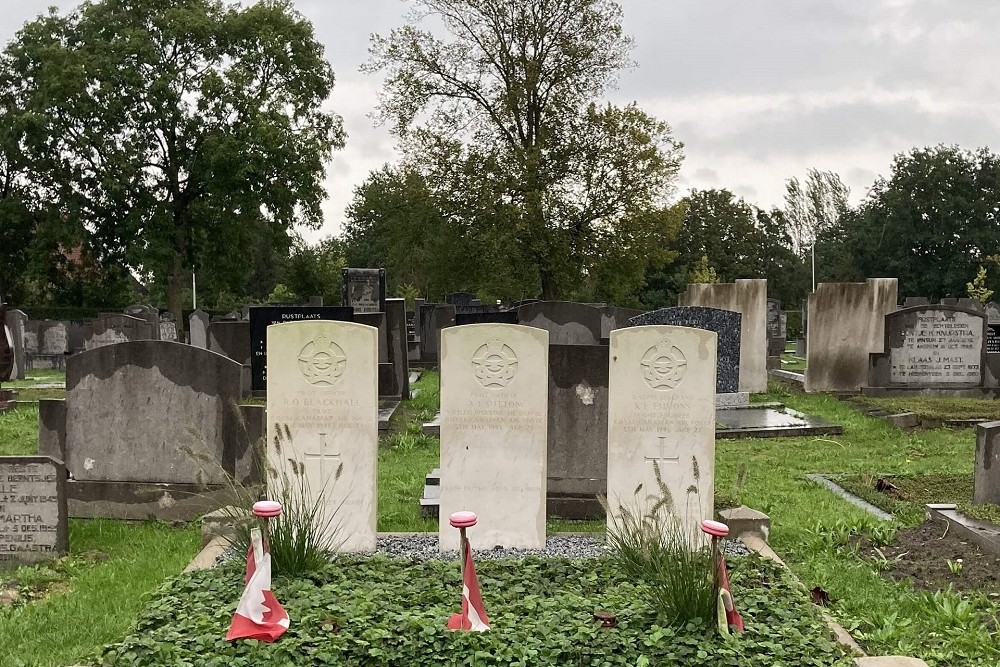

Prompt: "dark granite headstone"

[341,268,386,315]
[385,299,410,399]
[629,306,741,394]
[599,306,644,340]
[986,303,1000,355]
[455,310,519,326]
[208,320,252,366]
[0,456,67,565]
[418,304,455,363]
[445,292,477,307]
[869,305,986,388]
[766,299,785,356]
[517,301,602,345]
[248,306,354,391]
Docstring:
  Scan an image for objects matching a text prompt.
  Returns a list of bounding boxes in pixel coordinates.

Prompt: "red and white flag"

[226,529,290,642]
[447,545,490,632]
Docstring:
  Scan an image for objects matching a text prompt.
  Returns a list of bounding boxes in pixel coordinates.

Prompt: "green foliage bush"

[785,310,802,340]
[99,555,851,666]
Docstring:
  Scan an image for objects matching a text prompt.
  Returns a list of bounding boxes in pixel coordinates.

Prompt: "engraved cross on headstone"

[645,435,679,463]
[304,432,342,493]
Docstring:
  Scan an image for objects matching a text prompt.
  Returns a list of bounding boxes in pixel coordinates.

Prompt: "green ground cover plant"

[852,396,1000,422]
[0,404,39,456]
[99,554,851,667]
[835,473,1000,526]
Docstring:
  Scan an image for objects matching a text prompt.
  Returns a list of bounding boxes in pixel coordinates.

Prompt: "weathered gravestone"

[600,307,644,340]
[454,310,519,326]
[341,268,386,315]
[85,314,154,350]
[124,304,160,340]
[986,302,1000,355]
[517,301,602,346]
[439,324,548,550]
[629,307,741,395]
[547,343,608,519]
[766,298,785,356]
[266,321,378,552]
[55,341,259,519]
[867,305,986,390]
[385,298,410,399]
[418,304,455,363]
[805,278,897,393]
[678,279,767,392]
[974,421,1000,506]
[0,456,67,566]
[25,321,70,368]
[158,313,178,342]
[248,307,354,392]
[189,310,209,348]
[445,292,478,307]
[5,308,27,380]
[0,300,12,383]
[607,326,717,535]
[208,320,252,368]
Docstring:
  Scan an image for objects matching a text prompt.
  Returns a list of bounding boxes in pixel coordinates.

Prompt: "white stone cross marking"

[645,435,679,463]
[304,432,342,493]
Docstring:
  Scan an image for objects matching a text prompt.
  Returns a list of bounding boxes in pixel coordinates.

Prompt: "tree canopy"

[1,0,344,322]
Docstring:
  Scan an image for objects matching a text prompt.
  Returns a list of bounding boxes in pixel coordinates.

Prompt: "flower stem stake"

[447,510,490,631]
[701,519,743,634]
[450,510,477,581]
[253,500,282,556]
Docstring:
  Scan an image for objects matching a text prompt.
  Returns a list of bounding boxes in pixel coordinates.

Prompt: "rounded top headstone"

[449,510,478,528]
[700,519,729,537]
[252,500,282,518]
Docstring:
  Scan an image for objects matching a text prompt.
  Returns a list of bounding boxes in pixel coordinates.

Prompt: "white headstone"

[438,324,549,550]
[607,325,717,535]
[266,320,378,552]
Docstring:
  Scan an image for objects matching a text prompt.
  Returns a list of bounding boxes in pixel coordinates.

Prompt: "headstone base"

[67,481,233,521]
[716,392,750,409]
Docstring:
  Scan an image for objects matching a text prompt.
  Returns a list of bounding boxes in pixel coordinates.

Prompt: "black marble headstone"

[445,292,477,307]
[455,310,519,326]
[628,306,741,393]
[249,306,354,391]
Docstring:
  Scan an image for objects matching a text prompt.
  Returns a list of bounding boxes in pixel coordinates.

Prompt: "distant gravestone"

[207,320,251,367]
[85,314,154,350]
[600,307,644,340]
[439,324,548,550]
[629,307,741,394]
[607,326,717,535]
[266,320,378,552]
[766,298,785,356]
[869,306,985,388]
[903,296,930,308]
[0,456,67,565]
[341,268,386,315]
[986,302,1000,355]
[5,309,27,380]
[189,310,209,348]
[517,301,602,345]
[418,304,455,363]
[385,298,410,399]
[248,306,354,391]
[444,292,477,307]
[974,421,1000,505]
[124,304,160,340]
[36,321,69,355]
[158,313,178,342]
[454,310,519,326]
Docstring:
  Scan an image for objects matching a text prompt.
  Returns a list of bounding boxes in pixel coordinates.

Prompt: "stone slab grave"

[438,324,548,550]
[517,301,602,346]
[248,306,354,392]
[40,341,263,520]
[607,325,716,533]
[341,267,386,315]
[805,278,897,393]
[266,320,378,552]
[715,404,842,439]
[865,305,992,396]
[0,456,68,566]
[678,279,767,393]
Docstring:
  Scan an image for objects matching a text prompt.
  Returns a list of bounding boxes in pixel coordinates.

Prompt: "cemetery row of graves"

[0,273,999,666]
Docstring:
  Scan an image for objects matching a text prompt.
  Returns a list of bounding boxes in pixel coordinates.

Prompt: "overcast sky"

[3,1,1000,241]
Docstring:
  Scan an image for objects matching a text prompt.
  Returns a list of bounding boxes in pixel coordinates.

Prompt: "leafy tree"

[967,266,994,303]
[2,0,344,327]
[366,0,683,299]
[819,145,1000,300]
[783,169,850,256]
[283,236,346,306]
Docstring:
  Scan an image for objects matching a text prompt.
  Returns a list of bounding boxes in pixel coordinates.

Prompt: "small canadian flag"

[447,545,490,632]
[226,528,290,642]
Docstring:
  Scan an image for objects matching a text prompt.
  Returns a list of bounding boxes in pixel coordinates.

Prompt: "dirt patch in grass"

[866,517,1000,597]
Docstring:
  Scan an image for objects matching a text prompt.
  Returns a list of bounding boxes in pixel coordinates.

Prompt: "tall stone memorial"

[0,456,68,565]
[266,321,378,552]
[607,326,717,535]
[438,324,549,550]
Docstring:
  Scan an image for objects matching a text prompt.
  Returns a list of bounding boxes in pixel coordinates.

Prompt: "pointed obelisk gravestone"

[266,320,378,552]
[439,324,549,551]
[607,326,717,535]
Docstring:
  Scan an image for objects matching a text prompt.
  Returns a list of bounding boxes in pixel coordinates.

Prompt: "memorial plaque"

[266,321,378,552]
[438,324,548,550]
[607,326,717,535]
[341,268,386,315]
[249,306,353,391]
[0,456,67,565]
[887,307,985,386]
[988,325,1000,354]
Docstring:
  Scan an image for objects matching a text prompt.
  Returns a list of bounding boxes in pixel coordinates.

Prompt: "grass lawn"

[852,396,1000,422]
[6,369,67,402]
[836,472,1000,526]
[0,404,41,455]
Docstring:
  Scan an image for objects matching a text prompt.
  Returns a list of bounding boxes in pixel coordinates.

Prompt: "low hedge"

[99,554,851,666]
